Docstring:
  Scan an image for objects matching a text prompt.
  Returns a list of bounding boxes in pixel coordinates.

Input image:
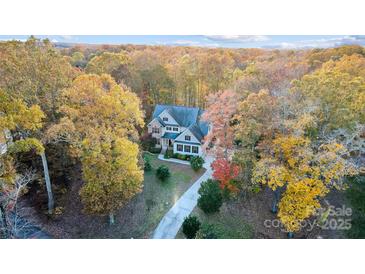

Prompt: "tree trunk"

[0,204,9,238]
[40,152,54,214]
[109,213,115,225]
[271,189,280,214]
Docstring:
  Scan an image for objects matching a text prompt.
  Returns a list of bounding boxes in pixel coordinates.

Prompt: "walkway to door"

[152,155,214,239]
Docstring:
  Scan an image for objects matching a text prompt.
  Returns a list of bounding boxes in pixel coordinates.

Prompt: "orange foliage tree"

[202,90,238,159]
[211,158,240,193]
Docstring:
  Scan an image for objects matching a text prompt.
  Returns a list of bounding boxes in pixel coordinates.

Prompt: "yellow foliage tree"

[48,73,144,156]
[47,74,145,223]
[79,137,143,224]
[292,54,365,131]
[0,89,55,214]
[253,135,358,233]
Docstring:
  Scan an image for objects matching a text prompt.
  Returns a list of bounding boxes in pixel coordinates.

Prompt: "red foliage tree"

[211,158,240,193]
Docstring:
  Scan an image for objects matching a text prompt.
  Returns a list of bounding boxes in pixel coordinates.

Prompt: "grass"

[44,153,206,239]
[176,200,254,239]
[129,153,205,237]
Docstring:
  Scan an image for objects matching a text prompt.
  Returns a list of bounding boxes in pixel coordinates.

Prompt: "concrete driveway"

[152,155,214,239]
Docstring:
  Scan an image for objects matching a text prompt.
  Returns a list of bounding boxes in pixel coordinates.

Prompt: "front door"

[162,138,169,148]
[168,139,172,147]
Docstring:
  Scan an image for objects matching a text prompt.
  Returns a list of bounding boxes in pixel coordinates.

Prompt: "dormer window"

[163,117,168,122]
[185,135,191,141]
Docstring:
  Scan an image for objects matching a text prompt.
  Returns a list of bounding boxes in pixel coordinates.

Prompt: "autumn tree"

[291,54,365,133]
[85,51,131,84]
[79,137,143,225]
[47,74,145,222]
[0,37,78,188]
[202,90,238,159]
[0,37,76,123]
[234,89,278,149]
[0,170,37,238]
[252,135,358,234]
[233,89,279,190]
[47,74,145,154]
[306,45,365,69]
[0,89,54,214]
[211,158,240,192]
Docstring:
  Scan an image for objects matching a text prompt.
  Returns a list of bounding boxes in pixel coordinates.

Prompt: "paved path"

[152,155,214,239]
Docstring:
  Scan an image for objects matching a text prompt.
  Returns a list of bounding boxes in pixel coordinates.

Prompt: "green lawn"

[128,153,206,238]
[176,201,254,239]
[44,153,206,239]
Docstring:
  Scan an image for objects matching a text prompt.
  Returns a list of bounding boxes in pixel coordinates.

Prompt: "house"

[147,104,210,156]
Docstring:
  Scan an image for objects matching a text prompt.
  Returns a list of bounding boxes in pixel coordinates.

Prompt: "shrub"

[156,165,170,181]
[190,156,204,171]
[144,156,152,171]
[149,147,162,154]
[140,134,157,151]
[195,223,221,239]
[164,149,174,159]
[177,154,186,160]
[198,179,223,214]
[182,216,201,239]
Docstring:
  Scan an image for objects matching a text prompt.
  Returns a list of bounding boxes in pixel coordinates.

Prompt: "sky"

[0,35,364,49]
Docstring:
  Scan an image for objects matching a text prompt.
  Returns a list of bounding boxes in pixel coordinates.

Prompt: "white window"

[185,135,191,141]
[152,127,160,134]
[163,117,168,122]
[166,126,172,131]
[184,145,191,153]
[177,144,183,152]
[192,146,199,154]
[173,127,179,132]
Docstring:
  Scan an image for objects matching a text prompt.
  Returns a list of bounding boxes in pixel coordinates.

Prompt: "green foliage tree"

[182,216,201,239]
[197,179,223,214]
[195,223,221,239]
[190,156,204,171]
[156,165,170,181]
[144,156,152,171]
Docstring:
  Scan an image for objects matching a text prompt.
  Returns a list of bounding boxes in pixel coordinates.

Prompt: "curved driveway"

[152,155,214,239]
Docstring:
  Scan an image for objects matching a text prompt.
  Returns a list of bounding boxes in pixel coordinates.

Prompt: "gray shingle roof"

[152,104,210,142]
[152,104,200,128]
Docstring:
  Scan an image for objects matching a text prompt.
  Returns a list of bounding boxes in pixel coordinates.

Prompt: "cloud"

[205,35,270,43]
[264,35,365,49]
[172,40,201,46]
[59,35,75,41]
[0,37,27,42]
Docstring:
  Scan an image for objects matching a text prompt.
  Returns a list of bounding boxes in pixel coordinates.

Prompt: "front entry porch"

[161,138,174,153]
